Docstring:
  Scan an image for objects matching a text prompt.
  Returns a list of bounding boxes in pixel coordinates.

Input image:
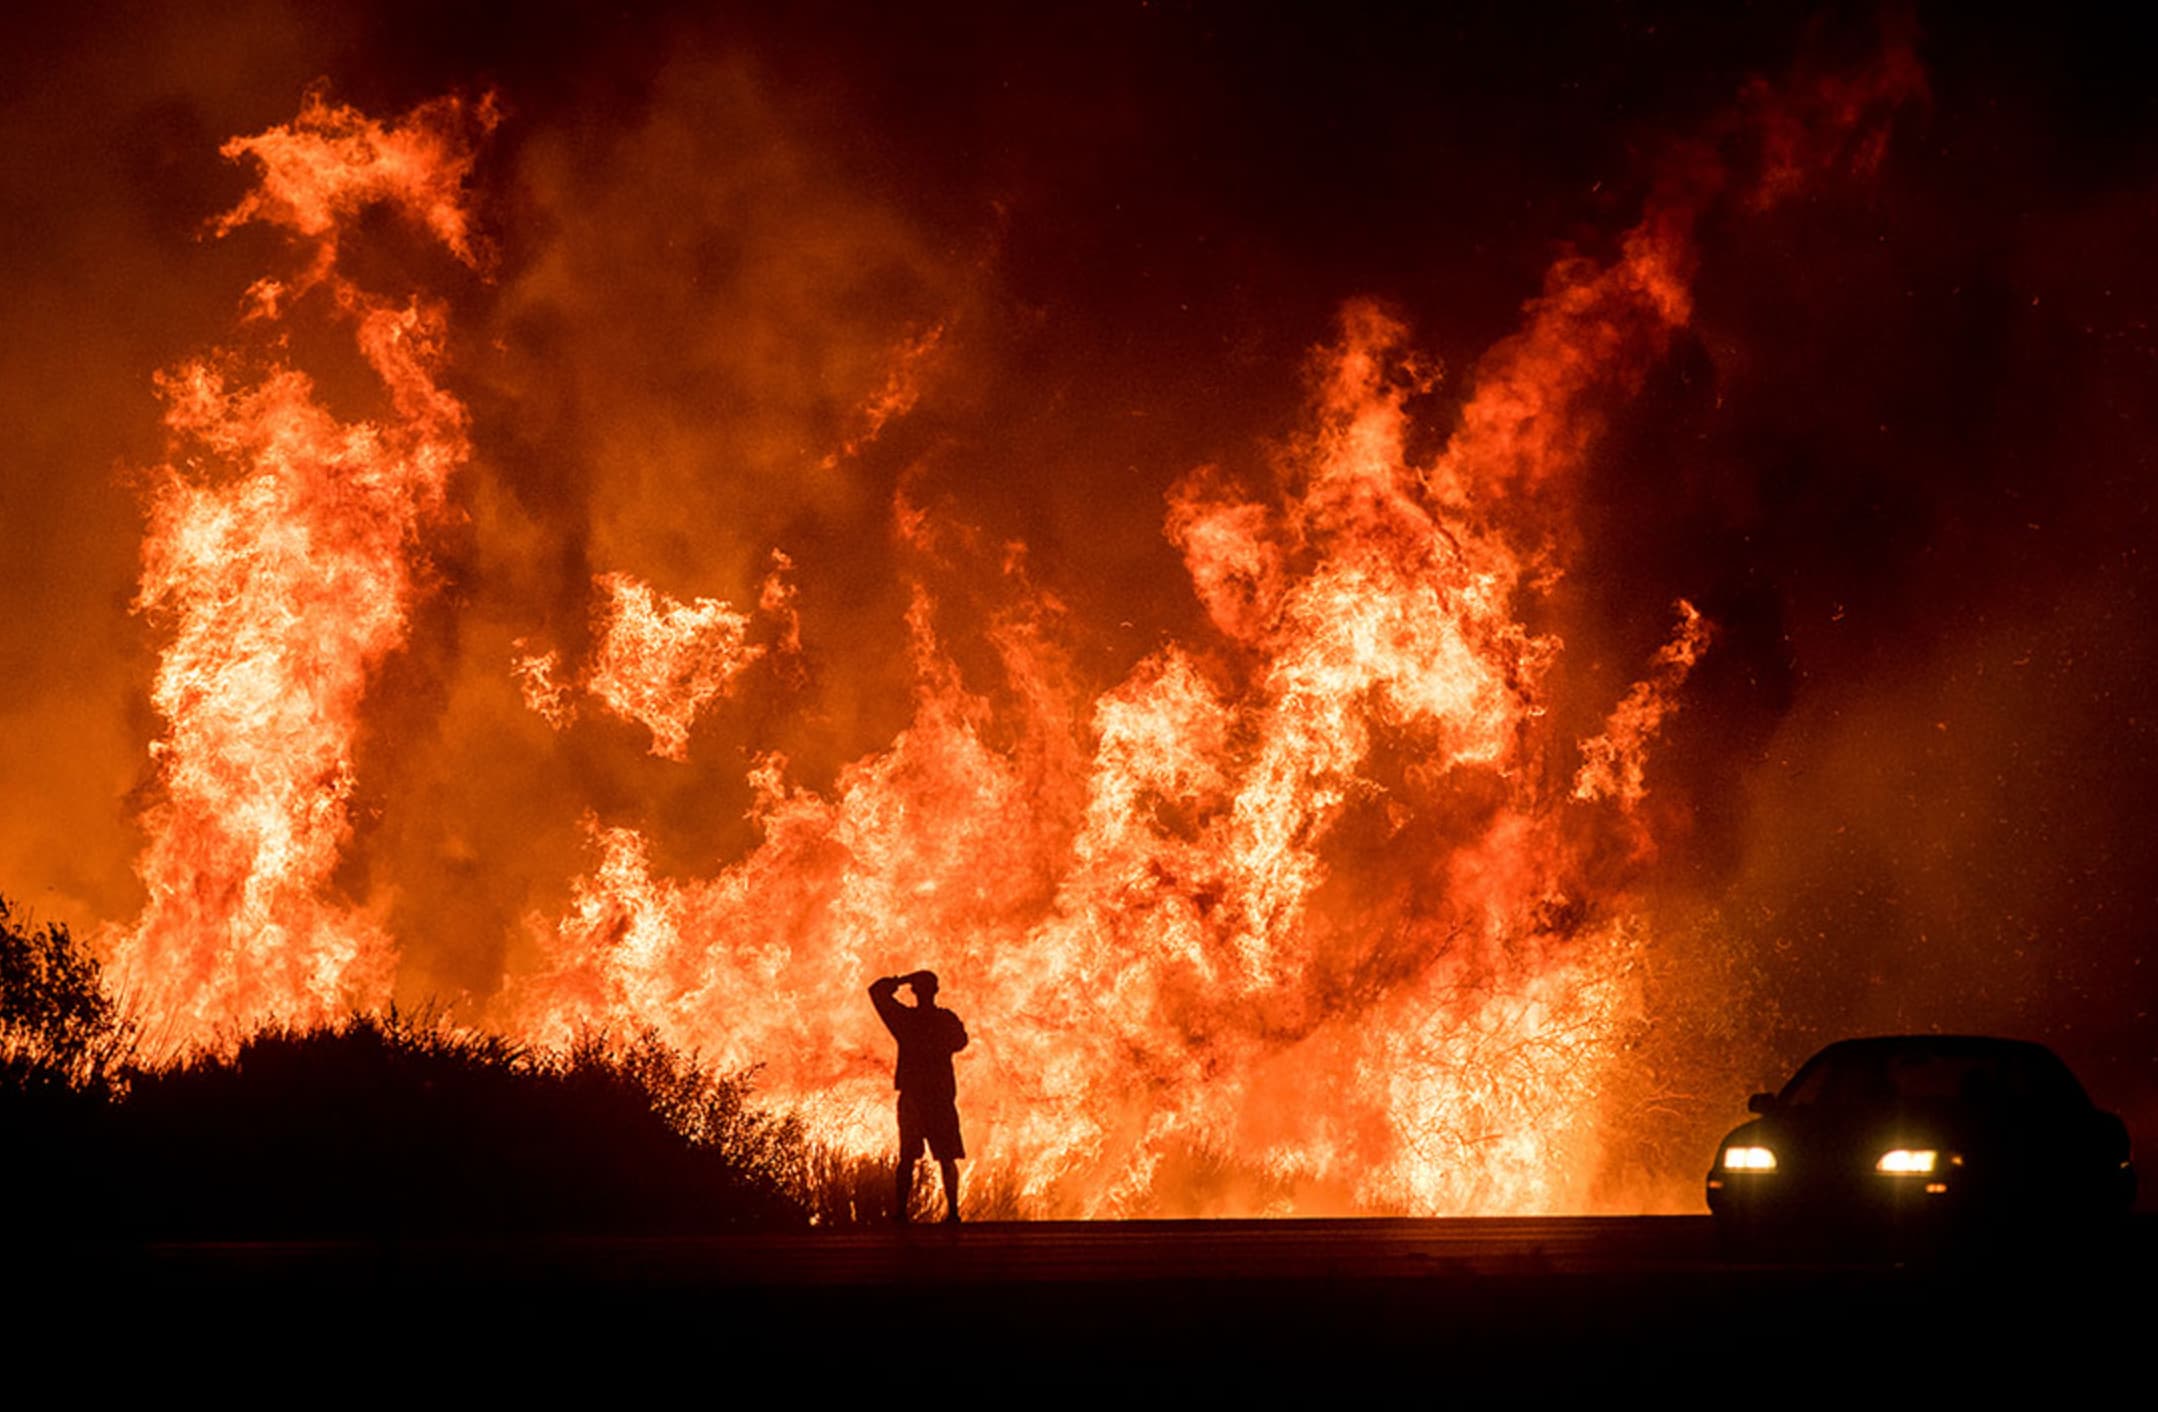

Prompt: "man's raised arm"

[869,975,906,1034]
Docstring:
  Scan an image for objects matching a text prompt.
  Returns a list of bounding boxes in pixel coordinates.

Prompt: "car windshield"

[1777,1042,2087,1109]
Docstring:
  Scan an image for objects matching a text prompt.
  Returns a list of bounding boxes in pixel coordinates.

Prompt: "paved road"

[130,1214,1732,1285]
[33,1217,2155,1392]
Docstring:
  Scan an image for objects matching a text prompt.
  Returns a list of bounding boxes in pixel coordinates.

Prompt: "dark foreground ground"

[21,1216,2155,1394]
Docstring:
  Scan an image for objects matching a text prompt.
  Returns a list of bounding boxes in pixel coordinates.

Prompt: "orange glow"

[98,48,1923,1214]
[509,268,1720,1213]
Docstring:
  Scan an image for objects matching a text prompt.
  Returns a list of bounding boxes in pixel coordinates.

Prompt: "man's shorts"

[897,1089,965,1162]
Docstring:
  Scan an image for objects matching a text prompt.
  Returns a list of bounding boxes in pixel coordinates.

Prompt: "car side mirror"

[1747,1092,1778,1115]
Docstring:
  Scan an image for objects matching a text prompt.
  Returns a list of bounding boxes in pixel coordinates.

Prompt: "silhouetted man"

[869,970,968,1223]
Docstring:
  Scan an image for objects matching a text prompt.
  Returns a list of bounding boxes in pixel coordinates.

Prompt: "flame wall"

[2,5,2155,1212]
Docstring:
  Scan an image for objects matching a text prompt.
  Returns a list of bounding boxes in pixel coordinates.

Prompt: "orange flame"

[108,91,494,1045]
[512,551,797,758]
[821,324,946,470]
[501,46,1918,1213]
[1575,601,1713,811]
[108,47,1920,1211]
[516,574,766,760]
[510,289,1681,1213]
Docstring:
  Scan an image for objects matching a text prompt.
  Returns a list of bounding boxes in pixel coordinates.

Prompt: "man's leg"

[937,1158,961,1222]
[895,1093,918,1223]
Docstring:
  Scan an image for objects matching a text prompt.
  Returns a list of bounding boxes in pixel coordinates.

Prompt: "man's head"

[908,970,940,1003]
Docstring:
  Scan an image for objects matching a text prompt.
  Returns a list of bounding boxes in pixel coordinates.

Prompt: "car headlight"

[1723,1145,1777,1171]
[1876,1148,1938,1175]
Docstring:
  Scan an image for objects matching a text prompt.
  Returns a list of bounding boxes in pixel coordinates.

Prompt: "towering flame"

[511,292,1664,1213]
[505,36,1917,1212]
[102,44,1922,1211]
[109,92,496,1045]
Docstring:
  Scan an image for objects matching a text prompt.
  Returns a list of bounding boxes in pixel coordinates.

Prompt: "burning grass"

[13,896,1665,1231]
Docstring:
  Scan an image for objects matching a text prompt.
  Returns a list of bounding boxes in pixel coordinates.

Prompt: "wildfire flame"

[820,324,946,471]
[106,46,1921,1212]
[108,91,496,1042]
[514,566,788,760]
[512,289,1673,1213]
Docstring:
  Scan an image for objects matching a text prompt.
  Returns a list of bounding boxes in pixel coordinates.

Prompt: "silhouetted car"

[1707,1035,2135,1256]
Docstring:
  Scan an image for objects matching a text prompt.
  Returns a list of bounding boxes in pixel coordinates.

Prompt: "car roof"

[1810,1034,2058,1058]
[1776,1035,2097,1108]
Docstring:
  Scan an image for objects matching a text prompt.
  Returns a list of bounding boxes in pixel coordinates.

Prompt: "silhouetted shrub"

[799,1144,905,1227]
[113,1012,812,1237]
[1,894,907,1238]
[2,897,140,1237]
[0,895,136,1094]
